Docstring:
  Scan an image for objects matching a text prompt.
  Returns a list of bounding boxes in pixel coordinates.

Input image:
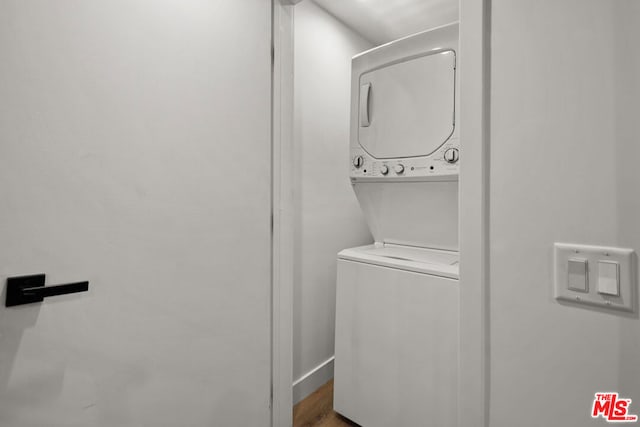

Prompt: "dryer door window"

[358,50,456,159]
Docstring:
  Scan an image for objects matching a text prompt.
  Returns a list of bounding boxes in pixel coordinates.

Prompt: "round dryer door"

[358,49,456,159]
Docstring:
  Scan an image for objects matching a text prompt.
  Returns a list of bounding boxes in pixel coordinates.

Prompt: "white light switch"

[567,258,588,292]
[598,261,619,296]
[554,243,635,312]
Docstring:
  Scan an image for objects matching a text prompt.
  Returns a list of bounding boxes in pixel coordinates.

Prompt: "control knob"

[444,148,459,164]
[380,165,389,175]
[353,155,364,168]
[394,164,405,174]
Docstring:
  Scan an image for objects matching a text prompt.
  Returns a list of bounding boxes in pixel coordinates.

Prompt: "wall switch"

[554,243,636,313]
[567,258,588,292]
[598,261,619,296]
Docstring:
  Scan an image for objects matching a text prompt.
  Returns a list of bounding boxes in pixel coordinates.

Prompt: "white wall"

[490,1,640,425]
[292,1,373,402]
[0,1,272,426]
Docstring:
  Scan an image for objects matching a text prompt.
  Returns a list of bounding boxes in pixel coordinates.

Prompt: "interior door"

[0,1,272,426]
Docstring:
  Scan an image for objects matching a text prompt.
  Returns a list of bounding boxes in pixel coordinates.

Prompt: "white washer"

[334,244,458,427]
[334,23,460,427]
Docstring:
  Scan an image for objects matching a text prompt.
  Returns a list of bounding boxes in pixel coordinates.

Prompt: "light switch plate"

[554,243,636,312]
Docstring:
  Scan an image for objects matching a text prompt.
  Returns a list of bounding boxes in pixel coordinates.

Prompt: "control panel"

[350,138,459,181]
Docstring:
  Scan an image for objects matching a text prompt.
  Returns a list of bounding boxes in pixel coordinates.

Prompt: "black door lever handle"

[6,274,89,307]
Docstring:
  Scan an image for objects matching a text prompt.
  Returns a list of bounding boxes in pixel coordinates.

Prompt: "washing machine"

[333,23,460,427]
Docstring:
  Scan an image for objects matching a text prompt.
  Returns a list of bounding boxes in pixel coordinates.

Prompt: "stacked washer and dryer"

[333,23,460,427]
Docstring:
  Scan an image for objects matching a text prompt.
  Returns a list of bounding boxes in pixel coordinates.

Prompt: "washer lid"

[338,244,459,279]
[357,49,456,159]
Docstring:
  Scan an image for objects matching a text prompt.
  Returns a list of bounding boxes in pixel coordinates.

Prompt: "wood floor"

[293,380,360,427]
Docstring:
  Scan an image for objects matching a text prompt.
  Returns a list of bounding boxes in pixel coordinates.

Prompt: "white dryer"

[334,23,460,427]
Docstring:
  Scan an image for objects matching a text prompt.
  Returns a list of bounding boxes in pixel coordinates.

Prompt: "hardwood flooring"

[293,380,360,427]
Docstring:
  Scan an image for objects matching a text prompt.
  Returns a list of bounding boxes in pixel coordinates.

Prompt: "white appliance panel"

[334,258,458,427]
[338,244,459,278]
[353,180,459,250]
[358,50,455,159]
[350,23,459,182]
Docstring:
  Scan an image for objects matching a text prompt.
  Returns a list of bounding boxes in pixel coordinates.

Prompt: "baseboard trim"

[292,356,335,405]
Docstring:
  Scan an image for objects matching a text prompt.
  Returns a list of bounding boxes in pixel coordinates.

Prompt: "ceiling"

[312,0,459,46]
